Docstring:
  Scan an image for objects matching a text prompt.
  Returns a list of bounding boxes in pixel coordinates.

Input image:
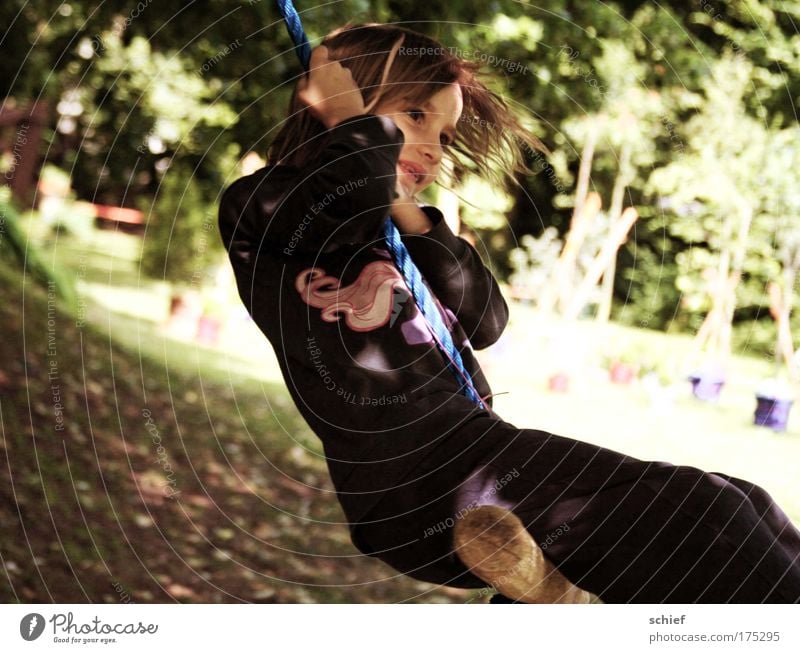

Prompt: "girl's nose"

[418,137,442,166]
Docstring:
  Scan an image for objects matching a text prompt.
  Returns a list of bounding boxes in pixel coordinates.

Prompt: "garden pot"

[196,315,222,346]
[548,373,569,393]
[754,395,793,432]
[609,362,637,385]
[688,373,725,402]
[164,290,203,341]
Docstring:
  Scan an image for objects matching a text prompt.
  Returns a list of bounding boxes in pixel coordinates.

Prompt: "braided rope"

[382,228,484,406]
[275,0,312,70]
[275,0,484,409]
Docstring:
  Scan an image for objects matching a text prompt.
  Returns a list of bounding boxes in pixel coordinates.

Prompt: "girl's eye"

[407,108,453,147]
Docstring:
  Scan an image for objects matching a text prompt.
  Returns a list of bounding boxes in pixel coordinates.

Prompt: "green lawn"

[0,252,467,603]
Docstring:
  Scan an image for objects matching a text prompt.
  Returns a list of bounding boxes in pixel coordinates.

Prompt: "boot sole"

[453,505,593,603]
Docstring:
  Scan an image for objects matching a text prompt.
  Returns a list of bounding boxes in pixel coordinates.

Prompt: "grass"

[0,255,469,603]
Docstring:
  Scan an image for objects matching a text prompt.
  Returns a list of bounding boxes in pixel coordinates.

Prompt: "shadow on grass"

[0,259,475,604]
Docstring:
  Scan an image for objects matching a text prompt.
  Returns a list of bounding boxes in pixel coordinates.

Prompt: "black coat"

[217,113,509,535]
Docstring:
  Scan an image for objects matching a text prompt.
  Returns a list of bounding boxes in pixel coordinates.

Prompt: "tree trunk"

[597,141,632,323]
[771,244,800,381]
[719,203,753,358]
[564,207,639,321]
[538,192,601,315]
[692,202,754,363]
[573,117,600,219]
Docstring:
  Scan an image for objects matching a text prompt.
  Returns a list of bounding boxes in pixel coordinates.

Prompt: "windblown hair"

[267,22,547,192]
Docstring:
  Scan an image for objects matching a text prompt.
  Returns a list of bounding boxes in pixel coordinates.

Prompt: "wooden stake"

[563,206,639,321]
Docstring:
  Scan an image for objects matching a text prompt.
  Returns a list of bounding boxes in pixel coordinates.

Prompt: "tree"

[647,53,794,364]
[760,126,800,381]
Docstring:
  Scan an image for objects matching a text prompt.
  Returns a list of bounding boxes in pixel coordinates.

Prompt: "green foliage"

[139,164,224,285]
[0,188,78,312]
[646,53,800,355]
[3,0,800,348]
[459,175,514,231]
[615,210,683,332]
[508,228,562,300]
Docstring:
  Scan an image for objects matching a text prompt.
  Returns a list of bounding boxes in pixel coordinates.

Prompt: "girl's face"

[374,82,463,196]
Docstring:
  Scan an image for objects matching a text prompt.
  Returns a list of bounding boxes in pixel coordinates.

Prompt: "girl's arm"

[219,44,405,258]
[218,113,404,257]
[400,206,509,350]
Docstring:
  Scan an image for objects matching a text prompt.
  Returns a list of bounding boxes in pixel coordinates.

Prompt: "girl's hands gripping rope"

[296,45,367,130]
[297,39,430,232]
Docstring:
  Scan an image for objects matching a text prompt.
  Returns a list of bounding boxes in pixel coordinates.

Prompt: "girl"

[218,22,800,603]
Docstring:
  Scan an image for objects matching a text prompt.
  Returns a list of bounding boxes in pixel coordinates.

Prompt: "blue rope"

[275,0,485,409]
[275,0,311,69]
[382,227,484,407]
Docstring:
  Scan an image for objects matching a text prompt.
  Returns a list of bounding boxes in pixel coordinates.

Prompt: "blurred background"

[1,0,799,603]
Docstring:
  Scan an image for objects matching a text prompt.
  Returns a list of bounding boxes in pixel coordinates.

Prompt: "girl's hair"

[267,22,547,192]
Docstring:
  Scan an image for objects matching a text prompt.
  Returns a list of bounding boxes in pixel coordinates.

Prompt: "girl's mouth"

[398,162,423,185]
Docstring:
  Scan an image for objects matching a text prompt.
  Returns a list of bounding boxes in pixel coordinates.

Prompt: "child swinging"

[218,22,800,603]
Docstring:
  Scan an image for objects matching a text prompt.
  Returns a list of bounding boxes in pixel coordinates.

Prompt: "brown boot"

[453,505,595,604]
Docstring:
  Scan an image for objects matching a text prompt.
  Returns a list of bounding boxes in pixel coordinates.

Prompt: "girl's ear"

[364,33,406,113]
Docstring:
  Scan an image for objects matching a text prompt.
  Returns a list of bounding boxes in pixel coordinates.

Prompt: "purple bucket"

[688,374,725,402]
[754,395,793,432]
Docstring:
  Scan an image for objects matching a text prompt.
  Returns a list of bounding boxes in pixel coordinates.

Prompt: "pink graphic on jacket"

[295,256,466,347]
[296,261,409,332]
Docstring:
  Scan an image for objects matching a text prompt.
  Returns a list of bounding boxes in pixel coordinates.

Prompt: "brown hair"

[267,22,547,193]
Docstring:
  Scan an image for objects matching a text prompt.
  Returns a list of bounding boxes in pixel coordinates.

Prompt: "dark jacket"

[217,113,509,528]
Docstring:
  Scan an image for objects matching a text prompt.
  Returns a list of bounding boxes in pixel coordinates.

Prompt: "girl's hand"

[390,174,433,234]
[297,46,367,129]
[393,165,418,208]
